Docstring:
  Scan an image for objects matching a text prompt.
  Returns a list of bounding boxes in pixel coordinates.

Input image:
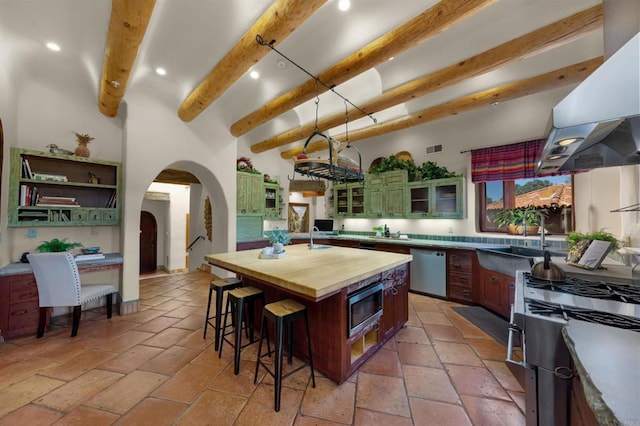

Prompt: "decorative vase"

[75,142,90,158]
[73,132,94,158]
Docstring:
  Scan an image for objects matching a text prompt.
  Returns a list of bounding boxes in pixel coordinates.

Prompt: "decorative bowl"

[83,247,101,254]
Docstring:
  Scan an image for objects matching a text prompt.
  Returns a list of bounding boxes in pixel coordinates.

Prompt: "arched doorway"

[140,211,158,274]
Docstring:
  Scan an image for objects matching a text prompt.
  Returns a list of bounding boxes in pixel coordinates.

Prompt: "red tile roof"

[487,184,572,210]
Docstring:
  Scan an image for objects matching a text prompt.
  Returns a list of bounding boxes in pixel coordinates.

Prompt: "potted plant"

[566,229,620,251]
[494,207,542,235]
[266,227,290,254]
[373,226,384,237]
[36,238,83,252]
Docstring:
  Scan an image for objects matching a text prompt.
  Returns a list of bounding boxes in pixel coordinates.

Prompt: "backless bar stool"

[219,286,266,374]
[254,299,316,412]
[203,277,243,351]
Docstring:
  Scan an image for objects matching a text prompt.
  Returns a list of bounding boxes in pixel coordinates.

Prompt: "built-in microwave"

[347,282,384,337]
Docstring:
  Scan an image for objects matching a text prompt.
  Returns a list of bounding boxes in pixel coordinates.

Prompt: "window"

[479,176,574,234]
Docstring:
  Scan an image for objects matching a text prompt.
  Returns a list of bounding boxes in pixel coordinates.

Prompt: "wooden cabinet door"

[334,185,348,217]
[386,185,406,217]
[366,185,385,217]
[480,270,504,315]
[432,177,463,218]
[248,174,264,214]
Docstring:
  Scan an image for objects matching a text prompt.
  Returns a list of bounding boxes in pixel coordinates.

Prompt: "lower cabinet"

[0,273,47,340]
[446,249,477,303]
[478,268,514,318]
[381,265,409,342]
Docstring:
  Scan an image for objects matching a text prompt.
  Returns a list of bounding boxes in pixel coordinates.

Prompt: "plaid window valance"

[471,139,546,183]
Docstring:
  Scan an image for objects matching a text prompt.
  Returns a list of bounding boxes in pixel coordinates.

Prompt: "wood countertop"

[205,244,412,300]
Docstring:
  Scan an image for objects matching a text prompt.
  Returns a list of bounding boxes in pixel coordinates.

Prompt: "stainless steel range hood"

[537,31,640,173]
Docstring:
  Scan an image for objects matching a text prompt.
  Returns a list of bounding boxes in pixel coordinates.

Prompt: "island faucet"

[309,226,319,249]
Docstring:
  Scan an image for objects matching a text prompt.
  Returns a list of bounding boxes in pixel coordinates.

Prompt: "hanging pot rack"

[256,35,372,183]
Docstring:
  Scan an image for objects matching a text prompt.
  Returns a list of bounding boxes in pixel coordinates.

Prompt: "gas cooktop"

[516,271,640,329]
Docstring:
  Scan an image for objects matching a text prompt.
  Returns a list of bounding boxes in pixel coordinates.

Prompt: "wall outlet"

[27,228,37,238]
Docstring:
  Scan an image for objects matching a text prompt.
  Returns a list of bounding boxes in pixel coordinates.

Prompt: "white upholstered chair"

[27,252,118,338]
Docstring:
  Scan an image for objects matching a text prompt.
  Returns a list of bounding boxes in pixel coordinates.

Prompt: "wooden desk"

[0,253,123,340]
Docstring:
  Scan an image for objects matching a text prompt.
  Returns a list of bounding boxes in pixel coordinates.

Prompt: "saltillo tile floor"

[0,271,526,425]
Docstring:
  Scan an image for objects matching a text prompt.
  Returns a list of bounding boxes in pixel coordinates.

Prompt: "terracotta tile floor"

[0,271,526,425]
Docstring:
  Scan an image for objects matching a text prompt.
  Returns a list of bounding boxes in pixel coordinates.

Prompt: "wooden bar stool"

[254,299,316,412]
[203,277,243,351]
[219,286,265,375]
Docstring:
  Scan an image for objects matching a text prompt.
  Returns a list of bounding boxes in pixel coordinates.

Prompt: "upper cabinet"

[408,176,464,219]
[334,182,366,218]
[366,170,407,218]
[236,171,263,215]
[333,170,464,219]
[9,148,122,227]
[263,181,282,220]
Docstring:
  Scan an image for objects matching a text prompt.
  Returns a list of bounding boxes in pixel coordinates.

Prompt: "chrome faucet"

[309,226,319,249]
[533,210,546,249]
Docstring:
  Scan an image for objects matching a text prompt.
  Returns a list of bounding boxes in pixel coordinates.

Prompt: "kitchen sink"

[488,245,567,258]
[476,246,567,277]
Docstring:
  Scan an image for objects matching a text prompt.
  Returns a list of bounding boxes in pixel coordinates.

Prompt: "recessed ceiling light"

[557,137,583,146]
[491,101,499,107]
[547,154,568,161]
[338,0,351,11]
[250,70,260,79]
[388,56,395,61]
[155,67,166,76]
[46,42,61,52]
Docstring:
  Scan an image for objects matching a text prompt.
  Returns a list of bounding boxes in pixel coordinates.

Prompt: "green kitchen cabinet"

[8,148,122,227]
[408,176,464,219]
[237,171,264,215]
[263,182,281,220]
[365,170,407,218]
[334,182,366,217]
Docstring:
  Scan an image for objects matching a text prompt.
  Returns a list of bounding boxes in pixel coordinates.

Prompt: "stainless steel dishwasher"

[409,249,447,297]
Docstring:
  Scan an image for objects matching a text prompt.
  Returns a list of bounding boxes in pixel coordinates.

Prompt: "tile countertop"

[280,233,516,251]
[562,320,640,426]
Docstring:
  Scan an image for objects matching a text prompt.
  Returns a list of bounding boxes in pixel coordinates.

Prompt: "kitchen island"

[205,243,412,383]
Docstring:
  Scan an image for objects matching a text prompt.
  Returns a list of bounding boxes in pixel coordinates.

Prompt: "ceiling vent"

[425,144,443,156]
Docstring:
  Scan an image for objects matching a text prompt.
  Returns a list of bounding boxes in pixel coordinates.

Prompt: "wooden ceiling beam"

[99,0,156,117]
[252,5,602,153]
[231,0,497,137]
[178,0,327,122]
[280,57,603,159]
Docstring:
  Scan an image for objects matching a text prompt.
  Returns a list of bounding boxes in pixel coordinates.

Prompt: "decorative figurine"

[46,144,74,155]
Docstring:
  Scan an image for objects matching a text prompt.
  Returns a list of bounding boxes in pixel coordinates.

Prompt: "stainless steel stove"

[508,271,640,426]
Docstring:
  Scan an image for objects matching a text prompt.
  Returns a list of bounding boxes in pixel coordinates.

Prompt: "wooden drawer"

[10,278,38,303]
[448,271,472,289]
[448,251,473,273]
[8,300,40,337]
[448,284,473,303]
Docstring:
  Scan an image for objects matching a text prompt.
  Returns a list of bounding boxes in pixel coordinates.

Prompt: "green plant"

[566,229,620,250]
[372,226,384,232]
[368,155,458,181]
[493,206,542,228]
[36,238,83,252]
[369,155,416,175]
[265,227,291,245]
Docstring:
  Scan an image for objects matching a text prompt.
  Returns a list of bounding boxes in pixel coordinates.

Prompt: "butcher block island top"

[206,243,412,383]
[205,243,412,301]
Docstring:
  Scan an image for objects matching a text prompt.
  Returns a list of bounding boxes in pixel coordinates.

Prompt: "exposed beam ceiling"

[230,0,498,137]
[98,0,156,117]
[252,5,603,154]
[154,169,201,185]
[280,57,603,159]
[178,0,327,123]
